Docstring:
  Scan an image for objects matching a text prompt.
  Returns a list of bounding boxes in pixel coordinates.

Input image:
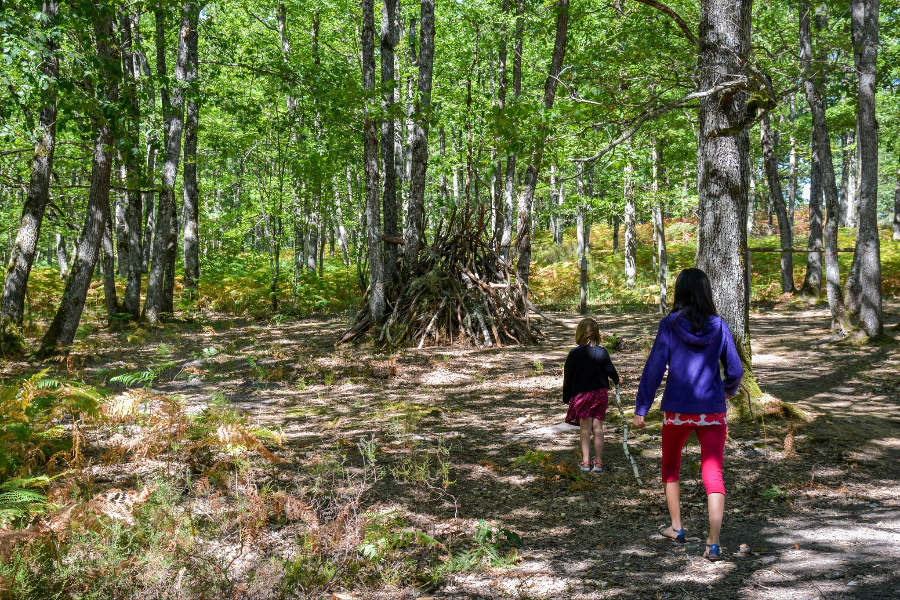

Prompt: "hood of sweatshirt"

[668,312,721,346]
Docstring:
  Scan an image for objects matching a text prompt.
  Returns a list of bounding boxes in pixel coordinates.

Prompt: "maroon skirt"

[565,389,609,425]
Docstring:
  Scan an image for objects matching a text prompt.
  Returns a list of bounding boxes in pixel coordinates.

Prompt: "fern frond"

[0,489,49,506]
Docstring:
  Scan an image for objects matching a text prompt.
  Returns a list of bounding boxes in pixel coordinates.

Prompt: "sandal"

[579,461,592,473]
[658,524,686,543]
[591,460,603,474]
[704,544,721,561]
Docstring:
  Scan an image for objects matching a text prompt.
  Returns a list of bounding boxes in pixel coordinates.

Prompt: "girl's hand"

[633,414,646,429]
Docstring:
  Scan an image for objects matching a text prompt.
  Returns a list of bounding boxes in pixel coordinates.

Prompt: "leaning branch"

[571,79,746,163]
[631,0,699,48]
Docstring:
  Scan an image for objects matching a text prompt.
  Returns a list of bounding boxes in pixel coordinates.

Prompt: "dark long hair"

[671,268,718,332]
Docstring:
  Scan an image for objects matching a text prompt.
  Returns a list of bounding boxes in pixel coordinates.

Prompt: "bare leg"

[592,418,604,463]
[579,418,592,463]
[665,480,682,532]
[707,492,725,545]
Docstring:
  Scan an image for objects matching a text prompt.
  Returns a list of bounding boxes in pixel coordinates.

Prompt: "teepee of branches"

[341,207,544,347]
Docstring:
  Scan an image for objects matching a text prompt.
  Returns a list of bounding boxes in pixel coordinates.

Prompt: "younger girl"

[633,268,743,561]
[562,318,620,473]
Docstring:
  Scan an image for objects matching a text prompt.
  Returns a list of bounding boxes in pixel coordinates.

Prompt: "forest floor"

[5,300,900,599]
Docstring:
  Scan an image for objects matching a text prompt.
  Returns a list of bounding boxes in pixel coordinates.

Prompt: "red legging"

[661,423,727,496]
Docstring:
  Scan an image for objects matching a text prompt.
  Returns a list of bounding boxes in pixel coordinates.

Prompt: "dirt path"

[24,303,898,599]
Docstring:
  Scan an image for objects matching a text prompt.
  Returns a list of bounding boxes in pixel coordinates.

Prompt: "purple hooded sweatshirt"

[634,311,744,416]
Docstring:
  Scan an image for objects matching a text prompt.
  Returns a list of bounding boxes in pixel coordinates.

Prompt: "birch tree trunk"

[183,12,200,292]
[760,114,794,294]
[40,11,119,354]
[362,0,385,322]
[846,0,882,337]
[1,0,59,331]
[144,4,193,324]
[515,0,568,291]
[404,0,435,274]
[695,0,753,369]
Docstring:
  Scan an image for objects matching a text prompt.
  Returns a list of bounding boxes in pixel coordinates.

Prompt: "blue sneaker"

[705,544,721,561]
[659,524,686,543]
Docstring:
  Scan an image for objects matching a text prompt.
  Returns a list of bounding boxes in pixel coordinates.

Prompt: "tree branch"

[571,79,747,163]
[631,0,699,48]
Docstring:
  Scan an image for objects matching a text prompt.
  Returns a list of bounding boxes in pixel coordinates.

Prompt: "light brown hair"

[575,318,601,347]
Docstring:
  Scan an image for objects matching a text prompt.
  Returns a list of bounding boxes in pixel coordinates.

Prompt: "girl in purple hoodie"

[633,268,743,561]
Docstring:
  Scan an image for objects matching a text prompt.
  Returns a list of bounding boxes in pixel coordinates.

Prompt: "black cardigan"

[562,345,620,404]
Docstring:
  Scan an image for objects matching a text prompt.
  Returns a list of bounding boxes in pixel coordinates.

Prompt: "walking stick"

[613,384,643,486]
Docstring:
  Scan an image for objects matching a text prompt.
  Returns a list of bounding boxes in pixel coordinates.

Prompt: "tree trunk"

[844,0,882,337]
[362,0,385,322]
[788,95,798,230]
[695,0,753,369]
[183,12,200,292]
[306,203,318,273]
[114,175,129,278]
[515,0,568,291]
[102,212,119,318]
[549,165,560,244]
[120,11,144,320]
[133,15,157,276]
[40,11,119,354]
[652,141,667,313]
[576,162,585,260]
[847,133,858,226]
[500,0,523,261]
[623,157,636,287]
[439,128,449,203]
[144,4,193,324]
[55,234,69,280]
[839,132,851,226]
[613,216,619,253]
[161,201,177,314]
[893,162,900,241]
[747,168,758,237]
[333,176,350,264]
[760,114,794,294]
[381,0,399,284]
[799,1,847,332]
[801,139,824,296]
[404,0,435,275]
[0,0,60,330]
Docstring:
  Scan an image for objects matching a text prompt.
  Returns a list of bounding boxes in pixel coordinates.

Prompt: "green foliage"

[760,484,786,502]
[109,361,177,388]
[0,370,101,479]
[357,510,439,561]
[0,477,53,527]
[512,449,554,469]
[390,437,453,489]
[437,520,523,576]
